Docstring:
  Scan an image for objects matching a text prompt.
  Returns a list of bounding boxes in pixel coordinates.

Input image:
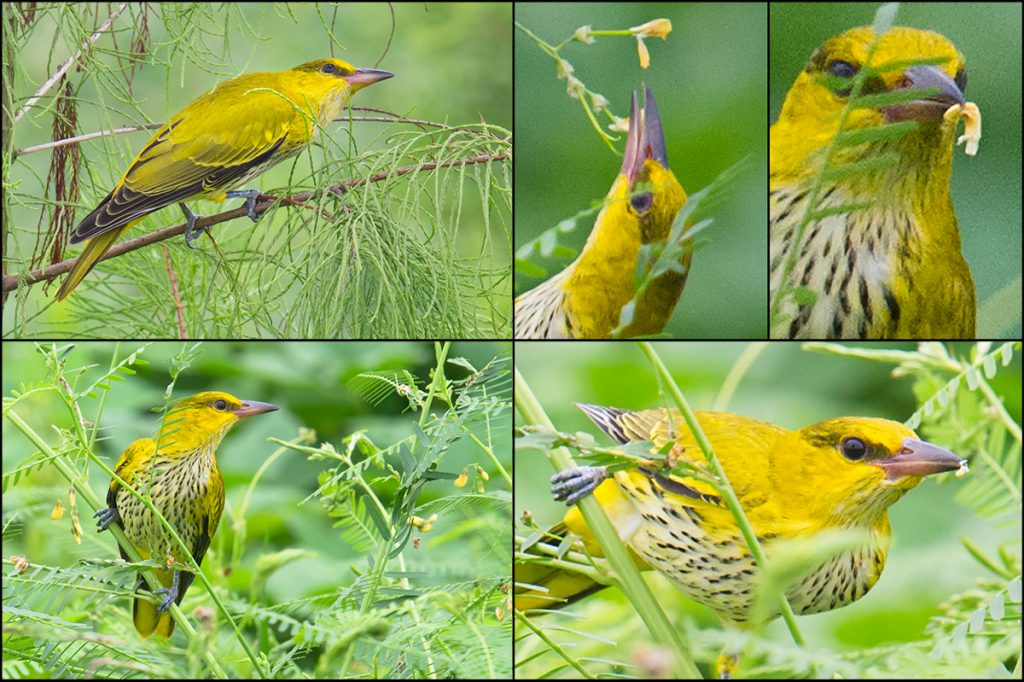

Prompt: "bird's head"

[289,58,394,123]
[779,416,965,527]
[772,27,967,179]
[610,87,687,244]
[158,391,278,452]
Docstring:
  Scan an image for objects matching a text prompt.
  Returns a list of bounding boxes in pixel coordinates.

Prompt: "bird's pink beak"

[234,400,279,419]
[621,86,669,184]
[347,68,395,86]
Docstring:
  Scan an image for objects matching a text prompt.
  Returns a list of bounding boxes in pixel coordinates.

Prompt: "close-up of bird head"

[159,391,278,450]
[614,87,687,245]
[783,417,966,525]
[292,57,395,108]
[773,26,967,176]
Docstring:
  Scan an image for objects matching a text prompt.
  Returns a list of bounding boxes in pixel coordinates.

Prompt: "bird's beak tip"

[621,87,668,182]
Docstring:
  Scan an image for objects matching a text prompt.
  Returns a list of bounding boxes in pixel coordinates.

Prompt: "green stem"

[514,365,700,677]
[637,342,804,646]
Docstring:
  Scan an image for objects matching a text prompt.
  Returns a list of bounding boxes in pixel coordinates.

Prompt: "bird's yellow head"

[777,416,965,527]
[609,87,687,244]
[772,27,967,179]
[158,391,278,453]
[287,58,394,124]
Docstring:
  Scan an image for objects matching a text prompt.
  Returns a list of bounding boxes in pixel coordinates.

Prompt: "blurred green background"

[514,3,767,338]
[3,2,511,337]
[770,3,1023,338]
[2,340,511,619]
[515,340,1020,675]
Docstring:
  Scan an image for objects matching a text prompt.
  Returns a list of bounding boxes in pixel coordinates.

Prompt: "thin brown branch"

[2,198,265,294]
[2,151,510,295]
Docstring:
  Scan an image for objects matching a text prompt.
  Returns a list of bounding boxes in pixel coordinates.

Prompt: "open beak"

[621,86,669,185]
[882,65,964,122]
[873,437,967,481]
[234,400,279,419]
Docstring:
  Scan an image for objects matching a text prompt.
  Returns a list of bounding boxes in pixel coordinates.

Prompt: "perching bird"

[515,403,966,675]
[56,58,393,301]
[515,87,687,338]
[94,391,278,637]
[770,26,977,339]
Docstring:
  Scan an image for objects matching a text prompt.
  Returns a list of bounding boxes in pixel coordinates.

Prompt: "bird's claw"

[179,202,209,249]
[225,189,263,222]
[93,506,120,531]
[153,570,181,612]
[551,465,609,505]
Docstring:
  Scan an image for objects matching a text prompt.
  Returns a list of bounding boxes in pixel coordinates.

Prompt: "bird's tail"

[56,227,126,300]
[132,567,176,638]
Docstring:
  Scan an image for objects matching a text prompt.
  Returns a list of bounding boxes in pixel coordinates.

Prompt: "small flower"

[630,18,672,40]
[573,25,594,44]
[636,39,651,69]
[565,75,585,101]
[454,468,469,488]
[11,556,30,574]
[609,116,631,134]
[629,19,672,70]
[589,92,610,113]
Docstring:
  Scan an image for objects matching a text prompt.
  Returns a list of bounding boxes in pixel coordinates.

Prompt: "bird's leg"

[179,202,209,249]
[153,569,181,612]
[551,466,609,505]
[225,189,263,222]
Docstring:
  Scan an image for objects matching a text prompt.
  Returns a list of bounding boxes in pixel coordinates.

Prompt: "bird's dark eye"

[840,437,868,461]
[213,399,228,411]
[954,67,967,94]
[631,192,653,213]
[322,63,337,74]
[827,60,858,79]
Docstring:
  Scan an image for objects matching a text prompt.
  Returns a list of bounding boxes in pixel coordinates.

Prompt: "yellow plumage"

[515,87,688,338]
[57,59,393,300]
[516,404,965,624]
[770,27,976,338]
[94,391,278,637]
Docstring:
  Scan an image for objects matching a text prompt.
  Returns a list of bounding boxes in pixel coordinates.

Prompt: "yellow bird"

[770,27,976,338]
[56,58,393,301]
[514,87,688,338]
[516,403,966,675]
[94,392,278,637]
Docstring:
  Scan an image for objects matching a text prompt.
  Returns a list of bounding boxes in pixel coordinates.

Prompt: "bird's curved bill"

[235,400,280,418]
[882,65,964,123]
[347,68,395,86]
[873,437,967,481]
[621,85,668,184]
